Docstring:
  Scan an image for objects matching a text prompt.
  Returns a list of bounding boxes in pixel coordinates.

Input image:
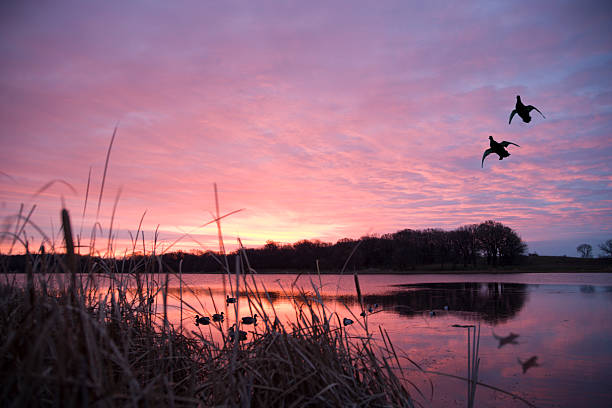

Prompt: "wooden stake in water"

[353,273,364,316]
[179,259,183,334]
[62,208,77,303]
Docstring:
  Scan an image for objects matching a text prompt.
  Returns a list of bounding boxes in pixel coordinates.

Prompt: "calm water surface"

[174,273,612,408]
[15,272,612,407]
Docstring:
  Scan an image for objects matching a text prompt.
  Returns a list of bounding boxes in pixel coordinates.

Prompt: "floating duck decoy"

[195,315,210,326]
[482,136,520,168]
[212,312,224,322]
[229,325,247,342]
[493,331,519,348]
[272,316,282,331]
[509,95,545,124]
[226,295,237,304]
[518,356,540,374]
[343,317,354,326]
[241,314,258,325]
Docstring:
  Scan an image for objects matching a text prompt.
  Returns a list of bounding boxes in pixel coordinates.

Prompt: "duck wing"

[509,109,517,124]
[527,105,546,119]
[527,105,545,118]
[500,141,520,148]
[482,148,494,168]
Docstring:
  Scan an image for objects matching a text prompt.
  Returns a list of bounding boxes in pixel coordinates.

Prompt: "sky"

[1,0,611,257]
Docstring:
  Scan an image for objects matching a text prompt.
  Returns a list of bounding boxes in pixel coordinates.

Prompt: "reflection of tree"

[168,282,528,324]
[580,285,595,293]
[362,283,529,325]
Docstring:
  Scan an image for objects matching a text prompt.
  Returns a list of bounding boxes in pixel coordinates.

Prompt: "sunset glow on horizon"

[1,1,611,256]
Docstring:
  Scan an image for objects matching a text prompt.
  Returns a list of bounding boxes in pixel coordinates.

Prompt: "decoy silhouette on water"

[518,356,540,374]
[482,136,520,167]
[509,95,545,124]
[241,314,258,325]
[229,324,247,342]
[493,331,519,348]
[226,295,236,304]
[195,315,210,326]
[212,312,224,322]
[361,304,377,316]
[343,317,354,326]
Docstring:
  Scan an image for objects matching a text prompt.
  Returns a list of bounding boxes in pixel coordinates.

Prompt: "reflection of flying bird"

[518,356,540,373]
[509,95,545,124]
[482,136,520,168]
[492,331,519,348]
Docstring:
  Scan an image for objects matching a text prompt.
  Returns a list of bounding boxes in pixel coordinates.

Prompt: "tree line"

[240,220,526,271]
[161,220,527,272]
[2,220,527,273]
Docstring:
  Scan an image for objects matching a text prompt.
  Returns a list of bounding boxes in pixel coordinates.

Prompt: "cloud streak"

[1,1,611,255]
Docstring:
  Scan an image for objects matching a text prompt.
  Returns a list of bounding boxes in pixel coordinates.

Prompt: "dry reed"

[0,208,418,407]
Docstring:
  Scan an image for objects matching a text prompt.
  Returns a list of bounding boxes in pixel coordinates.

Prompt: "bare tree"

[599,239,612,258]
[576,243,593,258]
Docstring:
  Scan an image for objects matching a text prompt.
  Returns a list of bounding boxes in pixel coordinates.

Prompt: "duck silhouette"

[343,317,354,326]
[226,295,236,304]
[518,356,540,374]
[482,136,520,167]
[212,312,224,322]
[241,314,258,325]
[492,331,519,348]
[195,315,210,326]
[509,95,545,124]
[229,324,247,342]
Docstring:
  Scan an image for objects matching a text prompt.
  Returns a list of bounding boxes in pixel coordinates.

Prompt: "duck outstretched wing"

[509,109,517,124]
[482,148,494,168]
[527,105,545,118]
[500,141,520,148]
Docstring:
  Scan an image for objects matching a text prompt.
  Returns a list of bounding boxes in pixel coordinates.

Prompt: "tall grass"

[0,207,418,407]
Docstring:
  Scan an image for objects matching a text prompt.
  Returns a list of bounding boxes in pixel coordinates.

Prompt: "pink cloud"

[1,1,611,255]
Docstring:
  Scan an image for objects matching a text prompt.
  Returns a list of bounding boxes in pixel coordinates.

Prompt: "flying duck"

[482,136,520,167]
[195,315,210,326]
[509,95,545,124]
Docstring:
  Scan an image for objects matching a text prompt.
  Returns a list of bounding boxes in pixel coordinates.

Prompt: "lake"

[12,271,612,407]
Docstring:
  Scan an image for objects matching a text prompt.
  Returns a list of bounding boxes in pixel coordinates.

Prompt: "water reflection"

[8,272,612,407]
[182,282,529,325]
[367,283,529,324]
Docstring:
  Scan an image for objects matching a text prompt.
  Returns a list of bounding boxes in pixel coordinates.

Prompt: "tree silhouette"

[576,243,593,258]
[599,239,612,258]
